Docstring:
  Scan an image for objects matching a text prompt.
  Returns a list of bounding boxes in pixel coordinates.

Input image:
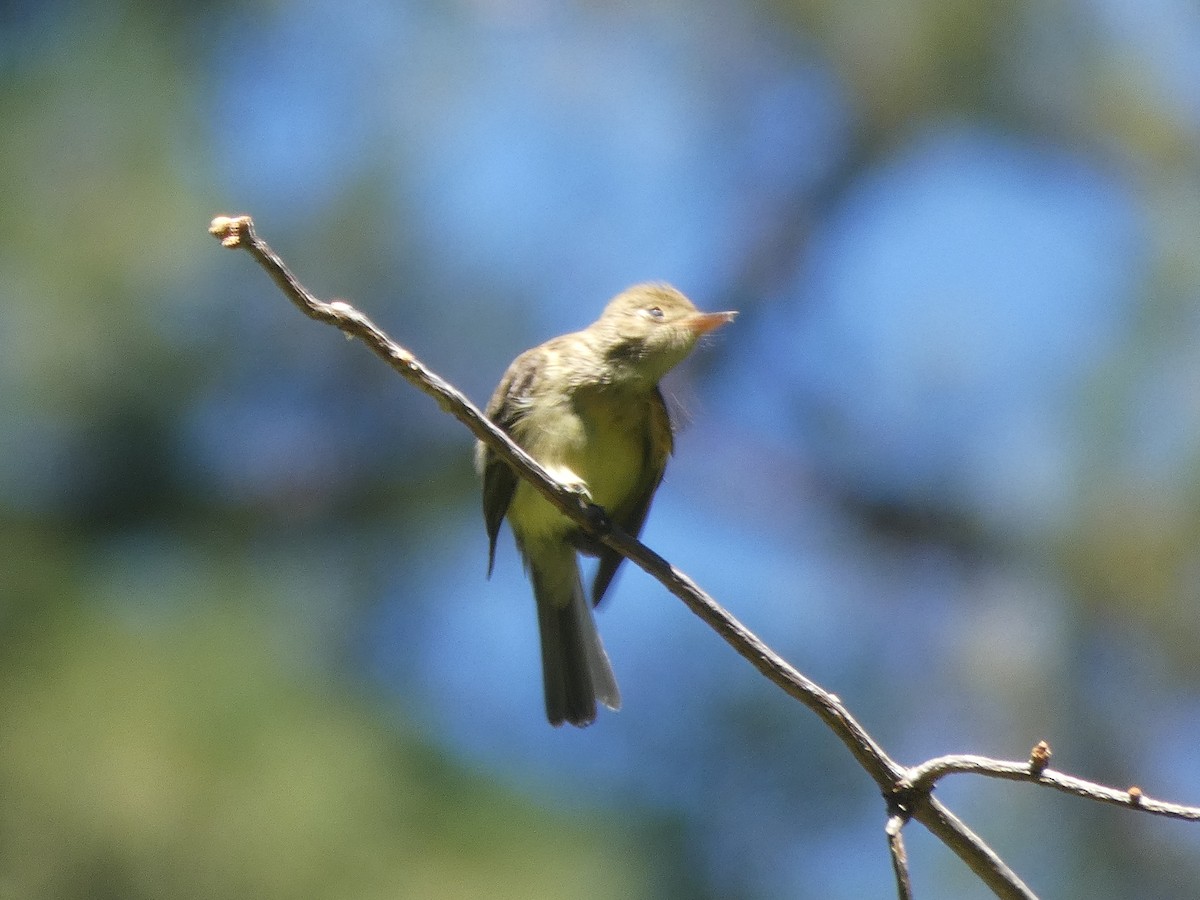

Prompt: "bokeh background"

[3,0,1200,897]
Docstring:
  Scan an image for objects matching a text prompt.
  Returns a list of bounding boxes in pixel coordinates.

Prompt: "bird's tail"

[530,548,621,727]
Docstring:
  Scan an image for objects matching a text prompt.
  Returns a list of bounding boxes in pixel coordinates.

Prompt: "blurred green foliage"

[0,526,658,899]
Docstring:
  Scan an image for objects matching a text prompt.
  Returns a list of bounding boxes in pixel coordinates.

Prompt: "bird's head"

[592,283,736,387]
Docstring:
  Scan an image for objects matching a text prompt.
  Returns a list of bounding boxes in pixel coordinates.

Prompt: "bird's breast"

[508,390,650,540]
[572,395,647,511]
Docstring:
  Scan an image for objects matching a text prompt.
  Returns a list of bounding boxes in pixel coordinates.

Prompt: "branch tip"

[209,214,254,248]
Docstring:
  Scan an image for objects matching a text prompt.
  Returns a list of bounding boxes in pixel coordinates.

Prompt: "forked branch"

[210,214,1200,899]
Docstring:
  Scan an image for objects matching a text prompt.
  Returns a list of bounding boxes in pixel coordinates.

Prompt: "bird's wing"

[591,386,673,605]
[479,354,539,576]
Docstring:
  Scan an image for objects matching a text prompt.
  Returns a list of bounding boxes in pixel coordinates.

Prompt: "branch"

[903,743,1200,823]
[205,216,900,780]
[886,814,913,900]
[209,214,1199,900]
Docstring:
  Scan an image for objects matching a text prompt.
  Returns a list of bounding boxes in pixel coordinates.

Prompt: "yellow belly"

[509,392,647,541]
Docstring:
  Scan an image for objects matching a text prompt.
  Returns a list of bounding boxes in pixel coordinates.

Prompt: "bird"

[475,283,736,726]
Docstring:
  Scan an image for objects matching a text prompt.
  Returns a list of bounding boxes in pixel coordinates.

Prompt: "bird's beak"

[687,310,738,335]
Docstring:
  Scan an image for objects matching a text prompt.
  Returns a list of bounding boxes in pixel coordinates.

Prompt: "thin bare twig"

[886,814,913,900]
[205,216,900,780]
[904,749,1200,822]
[205,213,1039,899]
[911,796,1035,899]
[210,213,1200,899]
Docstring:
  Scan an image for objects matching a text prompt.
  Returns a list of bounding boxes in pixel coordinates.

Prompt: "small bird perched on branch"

[476,283,736,727]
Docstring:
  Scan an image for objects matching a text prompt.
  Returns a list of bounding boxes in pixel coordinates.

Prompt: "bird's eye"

[644,306,665,320]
